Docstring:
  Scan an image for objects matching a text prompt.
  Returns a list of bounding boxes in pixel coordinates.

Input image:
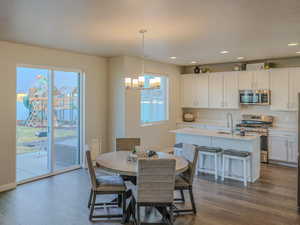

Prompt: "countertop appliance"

[239,89,271,105]
[236,114,274,163]
[183,112,195,122]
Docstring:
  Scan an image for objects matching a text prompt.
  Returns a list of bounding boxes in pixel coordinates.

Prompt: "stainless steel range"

[236,114,274,163]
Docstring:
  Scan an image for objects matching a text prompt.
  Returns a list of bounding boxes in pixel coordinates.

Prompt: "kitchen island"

[170,128,261,182]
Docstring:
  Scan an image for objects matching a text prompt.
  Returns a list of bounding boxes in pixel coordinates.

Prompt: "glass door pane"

[16,67,51,181]
[53,71,80,170]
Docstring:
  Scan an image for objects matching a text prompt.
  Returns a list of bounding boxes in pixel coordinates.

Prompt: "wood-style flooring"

[0,164,299,225]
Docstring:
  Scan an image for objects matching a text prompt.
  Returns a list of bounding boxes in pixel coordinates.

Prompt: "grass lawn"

[16,126,77,154]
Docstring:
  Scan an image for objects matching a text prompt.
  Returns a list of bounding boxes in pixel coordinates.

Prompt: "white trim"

[80,72,86,166]
[16,65,85,182]
[0,182,17,193]
[17,64,83,74]
[17,166,81,185]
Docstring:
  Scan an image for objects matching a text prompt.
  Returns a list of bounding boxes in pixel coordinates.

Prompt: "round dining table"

[96,151,189,176]
[95,151,188,223]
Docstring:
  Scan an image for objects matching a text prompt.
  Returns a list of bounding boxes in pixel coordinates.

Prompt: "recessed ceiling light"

[170,56,176,59]
[237,56,244,60]
[220,50,229,54]
[296,51,300,54]
[288,42,299,46]
[191,61,197,64]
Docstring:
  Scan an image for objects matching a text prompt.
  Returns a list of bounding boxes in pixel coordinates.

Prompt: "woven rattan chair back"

[181,144,199,185]
[116,138,141,151]
[137,158,176,204]
[86,150,97,190]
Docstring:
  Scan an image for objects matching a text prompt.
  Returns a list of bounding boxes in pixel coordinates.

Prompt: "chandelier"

[124,29,161,90]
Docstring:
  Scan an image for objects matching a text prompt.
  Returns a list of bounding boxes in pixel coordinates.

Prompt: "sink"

[217,131,232,135]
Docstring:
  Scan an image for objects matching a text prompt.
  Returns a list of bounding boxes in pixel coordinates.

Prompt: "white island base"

[170,128,261,182]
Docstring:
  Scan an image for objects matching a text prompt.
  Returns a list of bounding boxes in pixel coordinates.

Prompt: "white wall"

[108,56,181,152]
[0,41,108,190]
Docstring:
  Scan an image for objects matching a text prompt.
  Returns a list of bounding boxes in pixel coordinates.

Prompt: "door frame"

[16,64,85,184]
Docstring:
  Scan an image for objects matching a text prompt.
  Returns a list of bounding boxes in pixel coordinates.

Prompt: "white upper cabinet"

[195,74,209,108]
[238,70,269,90]
[209,73,224,108]
[238,71,253,90]
[270,69,289,111]
[181,74,209,108]
[253,70,269,89]
[181,74,195,108]
[288,68,300,111]
[270,68,300,111]
[223,72,239,109]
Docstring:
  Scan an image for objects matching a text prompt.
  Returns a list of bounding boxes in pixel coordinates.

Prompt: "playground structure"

[18,74,78,128]
[24,90,78,128]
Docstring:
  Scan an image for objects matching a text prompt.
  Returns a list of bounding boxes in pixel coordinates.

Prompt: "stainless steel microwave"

[239,90,271,105]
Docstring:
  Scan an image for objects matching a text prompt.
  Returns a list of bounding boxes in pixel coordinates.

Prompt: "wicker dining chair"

[116,138,141,152]
[174,143,200,214]
[86,151,127,221]
[131,158,176,225]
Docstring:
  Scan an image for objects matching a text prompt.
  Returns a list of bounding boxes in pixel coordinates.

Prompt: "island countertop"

[170,127,259,141]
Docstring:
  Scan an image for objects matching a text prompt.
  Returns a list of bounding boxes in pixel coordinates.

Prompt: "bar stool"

[198,146,223,180]
[222,149,251,187]
[173,143,183,156]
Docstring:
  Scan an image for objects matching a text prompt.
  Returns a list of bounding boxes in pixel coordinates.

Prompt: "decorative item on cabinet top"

[193,66,211,74]
[183,112,195,122]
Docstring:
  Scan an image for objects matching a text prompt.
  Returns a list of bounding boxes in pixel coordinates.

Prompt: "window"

[140,75,168,124]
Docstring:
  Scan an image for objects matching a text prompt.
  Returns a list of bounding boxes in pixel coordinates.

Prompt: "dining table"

[95,150,189,223]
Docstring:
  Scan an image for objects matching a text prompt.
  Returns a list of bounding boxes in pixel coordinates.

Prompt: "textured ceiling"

[0,0,300,65]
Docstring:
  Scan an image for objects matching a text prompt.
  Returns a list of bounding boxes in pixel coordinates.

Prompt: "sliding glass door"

[16,66,82,182]
[53,70,81,170]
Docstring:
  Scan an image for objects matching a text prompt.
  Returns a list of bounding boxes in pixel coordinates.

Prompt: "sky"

[16,67,79,93]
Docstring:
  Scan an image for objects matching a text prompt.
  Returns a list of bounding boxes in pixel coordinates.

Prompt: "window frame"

[140,73,169,126]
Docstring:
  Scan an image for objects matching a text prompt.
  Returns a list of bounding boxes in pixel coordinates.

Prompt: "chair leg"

[118,194,122,207]
[188,187,196,214]
[88,189,93,208]
[243,158,247,187]
[222,156,225,181]
[169,205,174,225]
[137,204,141,225]
[214,154,218,181]
[122,192,126,223]
[89,191,96,221]
[180,190,185,202]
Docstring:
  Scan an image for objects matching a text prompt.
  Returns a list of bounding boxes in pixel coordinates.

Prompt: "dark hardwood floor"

[0,164,299,225]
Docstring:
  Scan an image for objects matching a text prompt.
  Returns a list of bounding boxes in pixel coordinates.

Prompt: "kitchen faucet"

[226,112,234,135]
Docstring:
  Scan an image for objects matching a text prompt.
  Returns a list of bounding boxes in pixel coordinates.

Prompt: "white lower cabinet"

[269,133,298,164]
[269,135,288,161]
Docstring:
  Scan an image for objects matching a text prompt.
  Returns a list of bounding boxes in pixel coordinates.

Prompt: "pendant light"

[125,29,160,90]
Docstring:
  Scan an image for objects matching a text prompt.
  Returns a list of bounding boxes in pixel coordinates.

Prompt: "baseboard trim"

[0,182,16,193]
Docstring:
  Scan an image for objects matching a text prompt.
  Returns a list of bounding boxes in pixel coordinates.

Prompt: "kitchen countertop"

[170,127,260,141]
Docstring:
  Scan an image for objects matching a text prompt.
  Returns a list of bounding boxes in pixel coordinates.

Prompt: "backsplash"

[182,105,297,129]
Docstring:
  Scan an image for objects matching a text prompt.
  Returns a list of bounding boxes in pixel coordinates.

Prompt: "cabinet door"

[208,73,224,108]
[270,69,289,111]
[181,74,195,107]
[269,135,288,161]
[223,72,239,109]
[253,70,269,89]
[238,71,253,90]
[288,140,298,163]
[195,74,209,108]
[288,68,300,111]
